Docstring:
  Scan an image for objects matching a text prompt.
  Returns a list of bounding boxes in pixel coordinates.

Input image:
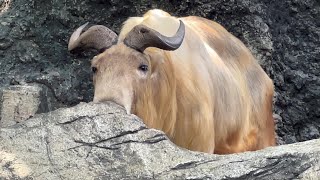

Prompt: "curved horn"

[123,20,185,52]
[68,22,118,53]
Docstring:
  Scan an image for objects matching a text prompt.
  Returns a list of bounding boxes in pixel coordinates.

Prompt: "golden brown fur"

[92,9,276,154]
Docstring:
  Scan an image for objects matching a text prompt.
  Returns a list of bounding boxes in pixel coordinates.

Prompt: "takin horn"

[123,20,185,52]
[68,22,118,53]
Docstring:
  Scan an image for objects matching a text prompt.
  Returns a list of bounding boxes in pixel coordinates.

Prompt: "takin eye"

[138,64,149,72]
[92,67,98,73]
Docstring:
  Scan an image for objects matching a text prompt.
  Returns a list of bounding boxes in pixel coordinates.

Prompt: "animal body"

[68,9,276,154]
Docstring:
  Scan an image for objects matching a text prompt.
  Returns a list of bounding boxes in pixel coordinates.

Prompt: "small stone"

[0,38,13,50]
[290,7,298,13]
[273,113,282,124]
[0,85,47,127]
[0,22,8,26]
[0,24,10,37]
[299,124,320,141]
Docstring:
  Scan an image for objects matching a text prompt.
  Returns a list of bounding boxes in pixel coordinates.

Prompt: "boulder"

[0,102,319,179]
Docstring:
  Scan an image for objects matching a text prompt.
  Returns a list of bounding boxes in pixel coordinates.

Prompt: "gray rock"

[0,102,319,179]
[0,0,319,144]
[0,37,13,50]
[0,85,46,127]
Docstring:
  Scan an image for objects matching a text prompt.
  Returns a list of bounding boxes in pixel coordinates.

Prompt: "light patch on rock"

[0,151,31,178]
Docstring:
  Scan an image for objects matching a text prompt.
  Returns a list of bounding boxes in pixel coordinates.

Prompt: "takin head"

[68,21,185,114]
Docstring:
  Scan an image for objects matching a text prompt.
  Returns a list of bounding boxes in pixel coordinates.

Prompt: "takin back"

[68,9,276,154]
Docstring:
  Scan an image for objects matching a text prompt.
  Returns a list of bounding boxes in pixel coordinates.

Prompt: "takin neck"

[132,51,178,139]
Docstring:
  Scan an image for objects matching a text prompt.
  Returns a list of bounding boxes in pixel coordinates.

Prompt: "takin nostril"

[139,28,149,34]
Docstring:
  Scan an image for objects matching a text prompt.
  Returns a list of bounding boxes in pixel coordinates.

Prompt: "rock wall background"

[0,0,319,144]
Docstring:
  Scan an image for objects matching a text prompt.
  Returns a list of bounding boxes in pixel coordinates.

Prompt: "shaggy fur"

[92,9,276,154]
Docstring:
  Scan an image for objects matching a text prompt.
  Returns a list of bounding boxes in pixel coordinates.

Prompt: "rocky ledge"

[0,102,319,180]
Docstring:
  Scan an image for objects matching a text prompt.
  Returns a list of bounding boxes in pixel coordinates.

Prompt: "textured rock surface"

[0,102,319,180]
[0,0,319,143]
[0,85,50,127]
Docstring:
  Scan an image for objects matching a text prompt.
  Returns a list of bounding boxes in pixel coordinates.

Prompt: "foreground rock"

[0,103,319,179]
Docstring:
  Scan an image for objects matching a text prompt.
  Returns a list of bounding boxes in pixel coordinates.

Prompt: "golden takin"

[68,9,276,154]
